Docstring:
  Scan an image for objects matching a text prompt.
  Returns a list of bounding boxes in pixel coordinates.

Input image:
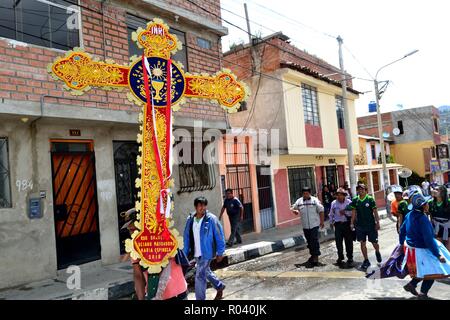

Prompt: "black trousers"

[334,221,353,261]
[228,214,242,245]
[303,227,321,257]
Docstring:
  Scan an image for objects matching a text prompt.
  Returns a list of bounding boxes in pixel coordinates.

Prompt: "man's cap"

[356,184,367,190]
[391,185,403,193]
[335,187,348,195]
[302,186,311,193]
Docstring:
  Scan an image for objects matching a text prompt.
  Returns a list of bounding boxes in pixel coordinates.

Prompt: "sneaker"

[335,259,345,267]
[360,259,371,270]
[375,251,382,263]
[226,243,233,248]
[236,239,242,244]
[346,259,354,268]
[418,293,430,300]
[403,283,419,296]
[304,260,316,268]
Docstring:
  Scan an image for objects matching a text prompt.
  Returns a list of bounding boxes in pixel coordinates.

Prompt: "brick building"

[0,0,229,289]
[222,33,360,229]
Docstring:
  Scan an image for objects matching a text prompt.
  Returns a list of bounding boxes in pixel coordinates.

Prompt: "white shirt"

[192,216,204,258]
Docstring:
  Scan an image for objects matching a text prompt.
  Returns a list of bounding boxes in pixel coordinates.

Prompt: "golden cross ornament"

[48,18,248,273]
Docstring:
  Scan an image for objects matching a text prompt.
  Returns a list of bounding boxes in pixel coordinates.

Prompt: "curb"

[212,227,335,270]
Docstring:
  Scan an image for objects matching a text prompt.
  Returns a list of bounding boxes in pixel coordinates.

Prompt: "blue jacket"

[399,209,440,258]
[183,211,226,260]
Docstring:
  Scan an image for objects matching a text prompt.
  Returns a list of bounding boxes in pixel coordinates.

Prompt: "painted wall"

[392,140,434,177]
[282,69,359,156]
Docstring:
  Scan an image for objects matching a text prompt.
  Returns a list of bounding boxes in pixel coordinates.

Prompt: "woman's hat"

[409,193,431,210]
[335,187,348,195]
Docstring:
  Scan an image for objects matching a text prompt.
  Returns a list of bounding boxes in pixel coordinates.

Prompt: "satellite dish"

[393,128,401,136]
[398,168,412,178]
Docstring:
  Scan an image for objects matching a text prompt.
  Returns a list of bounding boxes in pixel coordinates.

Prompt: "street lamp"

[374,49,419,197]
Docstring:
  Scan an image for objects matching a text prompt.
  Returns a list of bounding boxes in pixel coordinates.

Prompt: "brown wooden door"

[51,141,101,269]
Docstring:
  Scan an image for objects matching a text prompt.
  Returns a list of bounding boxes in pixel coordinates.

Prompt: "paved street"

[188,218,450,300]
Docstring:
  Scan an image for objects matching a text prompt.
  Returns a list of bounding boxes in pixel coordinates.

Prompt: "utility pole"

[244,3,258,75]
[337,36,356,196]
[374,79,389,192]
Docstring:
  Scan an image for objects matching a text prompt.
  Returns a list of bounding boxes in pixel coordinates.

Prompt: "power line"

[2,0,360,100]
[231,0,336,39]
[185,0,346,77]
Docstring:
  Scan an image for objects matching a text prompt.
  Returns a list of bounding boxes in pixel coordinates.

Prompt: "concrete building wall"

[0,116,139,289]
[391,106,438,144]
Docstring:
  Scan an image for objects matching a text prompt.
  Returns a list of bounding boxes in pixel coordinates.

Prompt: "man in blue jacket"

[183,196,226,300]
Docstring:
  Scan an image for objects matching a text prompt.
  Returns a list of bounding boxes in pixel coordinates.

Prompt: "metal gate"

[226,165,254,233]
[257,165,275,230]
[113,141,139,254]
[51,141,101,269]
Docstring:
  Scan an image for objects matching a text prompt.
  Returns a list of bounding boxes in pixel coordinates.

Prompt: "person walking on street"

[390,185,409,233]
[219,188,244,247]
[183,197,226,300]
[291,186,325,268]
[401,193,450,299]
[330,188,354,268]
[322,185,333,221]
[350,184,382,271]
[428,185,450,251]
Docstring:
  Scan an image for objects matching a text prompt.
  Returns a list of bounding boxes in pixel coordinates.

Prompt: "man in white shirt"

[291,186,325,268]
[183,196,226,300]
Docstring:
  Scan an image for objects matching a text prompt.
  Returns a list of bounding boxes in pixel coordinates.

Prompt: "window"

[389,169,396,185]
[372,171,380,192]
[126,14,188,69]
[0,0,80,50]
[371,144,376,161]
[433,118,439,133]
[302,83,320,126]
[397,121,404,134]
[0,138,12,208]
[197,37,212,50]
[175,137,215,192]
[288,167,316,203]
[336,95,345,129]
[431,146,436,159]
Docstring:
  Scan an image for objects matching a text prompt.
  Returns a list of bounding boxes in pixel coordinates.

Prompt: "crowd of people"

[119,179,449,300]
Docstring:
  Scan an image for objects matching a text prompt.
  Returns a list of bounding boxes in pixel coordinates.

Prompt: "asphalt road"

[187,218,450,300]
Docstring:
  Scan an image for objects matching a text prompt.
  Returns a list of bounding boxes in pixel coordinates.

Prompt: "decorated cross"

[48,18,248,273]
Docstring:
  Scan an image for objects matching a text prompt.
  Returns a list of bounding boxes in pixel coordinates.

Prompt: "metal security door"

[113,141,139,254]
[226,165,254,233]
[51,141,101,269]
[257,166,275,230]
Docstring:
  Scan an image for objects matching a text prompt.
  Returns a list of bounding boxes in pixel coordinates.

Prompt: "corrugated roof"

[280,61,362,95]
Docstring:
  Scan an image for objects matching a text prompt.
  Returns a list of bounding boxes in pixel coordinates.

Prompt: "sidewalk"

[0,210,391,300]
